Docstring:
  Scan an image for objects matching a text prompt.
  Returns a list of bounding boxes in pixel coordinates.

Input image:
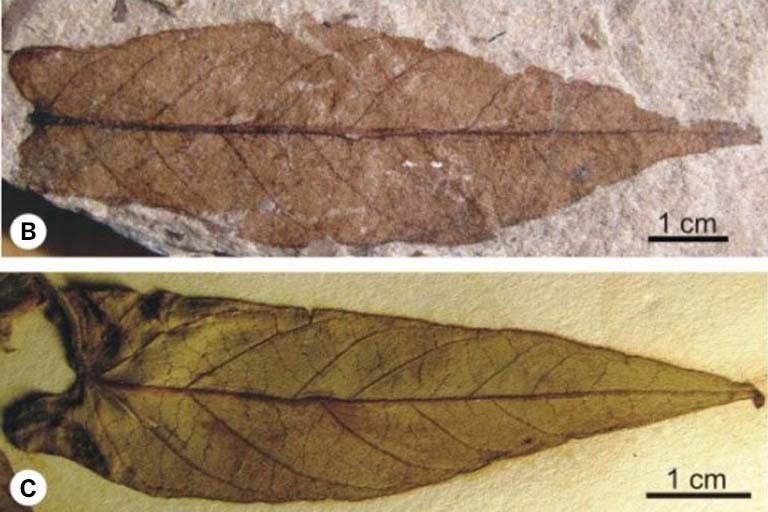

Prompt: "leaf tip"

[717,122,762,147]
[739,124,762,146]
[732,381,764,409]
[752,387,765,409]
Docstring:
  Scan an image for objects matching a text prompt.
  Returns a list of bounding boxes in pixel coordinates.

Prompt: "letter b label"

[10,214,47,251]
[22,222,36,240]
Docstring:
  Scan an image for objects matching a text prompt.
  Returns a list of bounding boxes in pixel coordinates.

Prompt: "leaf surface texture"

[9,22,761,249]
[2,280,762,502]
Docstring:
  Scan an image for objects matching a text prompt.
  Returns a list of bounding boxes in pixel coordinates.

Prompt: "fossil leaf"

[0,448,27,512]
[2,278,763,503]
[8,22,760,250]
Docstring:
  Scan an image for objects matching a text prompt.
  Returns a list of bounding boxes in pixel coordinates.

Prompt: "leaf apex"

[752,387,765,409]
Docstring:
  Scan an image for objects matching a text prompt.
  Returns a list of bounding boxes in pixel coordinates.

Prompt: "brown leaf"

[0,448,27,512]
[2,277,762,502]
[8,22,760,250]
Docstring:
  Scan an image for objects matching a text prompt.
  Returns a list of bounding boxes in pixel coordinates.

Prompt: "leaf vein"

[321,402,447,471]
[193,397,391,492]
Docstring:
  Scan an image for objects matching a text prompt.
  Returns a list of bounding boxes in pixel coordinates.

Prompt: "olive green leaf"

[2,277,762,502]
[8,22,760,251]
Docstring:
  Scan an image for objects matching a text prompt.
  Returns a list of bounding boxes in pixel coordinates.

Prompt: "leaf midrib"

[31,109,742,141]
[99,378,759,405]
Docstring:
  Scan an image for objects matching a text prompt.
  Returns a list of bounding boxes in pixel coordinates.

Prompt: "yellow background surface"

[1,273,766,511]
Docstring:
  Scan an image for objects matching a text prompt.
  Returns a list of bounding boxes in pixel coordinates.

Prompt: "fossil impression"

[1,276,763,503]
[8,21,761,252]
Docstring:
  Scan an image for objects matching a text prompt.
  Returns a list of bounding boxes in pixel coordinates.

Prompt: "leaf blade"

[2,281,762,503]
[9,22,761,250]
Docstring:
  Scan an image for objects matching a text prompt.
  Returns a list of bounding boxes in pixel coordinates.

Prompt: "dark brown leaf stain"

[0,274,48,351]
[8,22,761,250]
[1,276,763,503]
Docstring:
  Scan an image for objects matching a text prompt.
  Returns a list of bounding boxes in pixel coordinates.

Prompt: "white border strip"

[0,257,766,273]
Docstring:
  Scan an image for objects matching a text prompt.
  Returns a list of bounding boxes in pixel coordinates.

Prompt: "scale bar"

[646,492,751,499]
[648,235,729,243]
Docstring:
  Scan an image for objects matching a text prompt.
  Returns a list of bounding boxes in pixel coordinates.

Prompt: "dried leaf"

[2,278,762,503]
[9,22,760,249]
[0,274,48,352]
[0,448,27,512]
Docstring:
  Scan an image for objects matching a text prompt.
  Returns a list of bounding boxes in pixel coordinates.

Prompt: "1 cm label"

[659,213,717,235]
[668,468,727,490]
